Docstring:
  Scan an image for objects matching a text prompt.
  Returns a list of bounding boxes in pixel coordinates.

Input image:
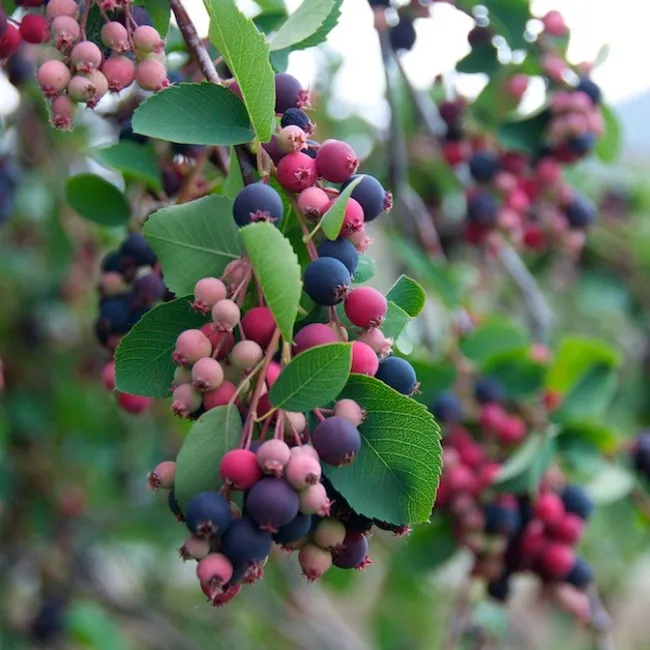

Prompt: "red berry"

[537,542,575,579]
[203,380,237,410]
[241,306,276,348]
[20,13,49,43]
[315,139,359,183]
[344,286,388,328]
[542,10,567,36]
[298,543,332,581]
[293,323,338,355]
[203,582,241,606]
[102,55,135,92]
[548,513,584,545]
[478,403,506,433]
[497,415,526,444]
[116,391,153,414]
[199,324,234,361]
[350,341,379,376]
[324,197,364,236]
[135,58,169,91]
[196,553,234,594]
[297,186,329,220]
[148,460,175,490]
[357,327,392,357]
[265,361,281,387]
[37,59,71,97]
[276,152,317,193]
[0,24,21,59]
[535,492,565,525]
[101,360,116,391]
[220,449,262,490]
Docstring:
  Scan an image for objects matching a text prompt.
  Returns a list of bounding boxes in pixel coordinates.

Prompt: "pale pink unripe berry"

[46,0,80,20]
[191,356,224,392]
[223,258,249,285]
[346,225,373,252]
[135,58,169,91]
[290,444,320,461]
[99,271,127,296]
[334,399,365,426]
[101,360,116,391]
[542,10,567,37]
[297,186,329,220]
[285,453,322,490]
[172,383,202,417]
[284,411,306,434]
[133,25,165,54]
[357,327,393,358]
[37,59,71,97]
[172,365,193,389]
[298,543,332,581]
[179,535,211,561]
[313,518,346,550]
[147,460,175,490]
[507,74,528,101]
[256,439,292,477]
[193,277,227,313]
[67,72,105,106]
[211,299,240,331]
[542,54,566,83]
[101,21,129,52]
[102,55,135,93]
[278,125,307,154]
[231,340,263,369]
[173,329,212,365]
[299,482,332,516]
[50,94,77,130]
[196,553,234,594]
[51,15,80,49]
[86,70,109,107]
[70,40,103,73]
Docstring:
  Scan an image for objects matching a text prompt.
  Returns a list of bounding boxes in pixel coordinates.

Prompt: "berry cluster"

[97,232,168,414]
[630,431,650,482]
[0,154,21,226]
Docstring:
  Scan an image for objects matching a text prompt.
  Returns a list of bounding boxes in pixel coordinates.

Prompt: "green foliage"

[407,358,457,407]
[596,103,622,164]
[381,301,411,341]
[132,83,254,145]
[320,176,362,239]
[65,174,130,226]
[143,0,171,36]
[353,254,376,284]
[223,147,244,198]
[270,0,342,52]
[90,141,162,192]
[482,350,546,398]
[67,600,127,650]
[460,317,529,364]
[386,275,426,318]
[392,516,457,575]
[268,343,352,412]
[497,109,551,155]
[324,374,442,525]
[456,44,500,75]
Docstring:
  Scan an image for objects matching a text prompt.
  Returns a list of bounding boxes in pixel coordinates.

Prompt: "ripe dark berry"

[566,557,593,589]
[245,477,300,531]
[275,72,308,113]
[375,356,417,395]
[303,257,351,306]
[316,238,359,275]
[576,77,602,105]
[185,491,232,538]
[344,286,387,328]
[131,273,165,307]
[332,531,369,569]
[467,25,493,46]
[560,484,594,521]
[483,503,520,536]
[280,107,314,134]
[389,18,416,53]
[276,152,317,193]
[431,392,463,423]
[120,232,156,266]
[0,10,6,38]
[272,512,312,545]
[341,174,389,222]
[232,182,283,227]
[220,449,262,490]
[302,139,319,159]
[119,118,149,145]
[564,194,596,229]
[468,151,499,183]
[315,139,359,183]
[312,416,362,466]
[98,295,132,333]
[566,133,596,156]
[466,192,499,227]
[220,516,273,565]
[487,574,511,602]
[631,431,650,475]
[241,306,276,348]
[474,377,505,405]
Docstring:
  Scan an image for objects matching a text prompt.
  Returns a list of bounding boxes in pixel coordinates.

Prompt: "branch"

[587,586,615,650]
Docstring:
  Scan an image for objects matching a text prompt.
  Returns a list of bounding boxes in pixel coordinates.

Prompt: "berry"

[275,72,308,113]
[341,174,389,222]
[135,59,168,91]
[232,182,284,227]
[179,535,211,561]
[6,48,37,87]
[302,140,319,158]
[200,324,235,359]
[101,360,116,391]
[325,197,364,236]
[20,14,49,44]
[50,94,76,130]
[37,60,71,97]
[203,582,241,606]
[70,40,102,72]
[119,118,148,145]
[191,357,224,392]
[299,543,332,580]
[542,10,567,36]
[277,125,307,153]
[467,192,499,227]
[351,341,379,376]
[431,392,462,423]
[121,233,156,266]
[294,323,339,355]
[560,484,594,520]
[357,327,393,357]
[566,133,596,156]
[299,482,332,516]
[272,512,312,545]
[285,453,322,490]
[0,11,6,38]
[276,152,317,193]
[99,296,131,332]
[375,356,417,395]
[133,25,164,53]
[535,492,565,525]
[256,439,292,477]
[245,478,299,532]
[483,503,519,536]
[211,299,240,331]
[196,553,234,594]
[564,195,596,229]
[131,273,165,307]
[334,399,365,426]
[332,531,369,569]
[537,542,575,579]
[487,574,511,602]
[280,107,313,134]
[172,366,192,389]
[203,380,237,410]
[100,21,129,52]
[102,55,135,93]
[221,516,273,565]
[507,74,528,101]
[576,77,602,105]
[389,18,416,52]
[241,306,276,348]
[46,0,80,20]
[344,286,387,328]
[316,238,359,275]
[129,6,154,27]
[497,415,527,444]
[220,449,261,490]
[173,329,212,365]
[303,257,351,306]
[549,512,584,545]
[468,151,499,183]
[312,417,361,466]
[67,72,107,106]
[116,392,153,414]
[192,277,227,313]
[566,557,593,589]
[231,340,263,369]
[185,491,232,538]
[474,377,505,405]
[172,384,202,417]
[313,518,346,550]
[290,444,320,461]
[148,460,175,490]
[298,186,329,220]
[0,24,21,59]
[315,139,359,183]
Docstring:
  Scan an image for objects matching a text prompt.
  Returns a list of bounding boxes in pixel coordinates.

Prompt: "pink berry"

[203,380,237,410]
[100,21,129,52]
[220,449,262,490]
[297,186,329,220]
[507,74,528,101]
[350,341,379,376]
[290,445,320,461]
[298,543,332,581]
[344,287,388,329]
[179,535,211,561]
[256,439,292,477]
[191,357,224,392]
[135,58,169,91]
[231,340,263,369]
[542,53,566,83]
[147,460,175,490]
[116,392,153,414]
[50,94,77,130]
[193,277,227,313]
[172,383,202,417]
[357,327,392,358]
[313,518,346,550]
[46,0,80,20]
[299,483,332,516]
[535,492,565,525]
[293,323,338,355]
[133,25,164,54]
[20,13,49,44]
[334,399,365,426]
[37,60,71,97]
[222,258,248,285]
[347,224,373,252]
[211,299,240,331]
[173,329,212,366]
[548,513,584,545]
[0,24,21,59]
[537,542,575,579]
[478,403,507,433]
[324,197,364,237]
[285,453,322,490]
[102,55,135,93]
[276,152,317,193]
[196,553,234,594]
[315,139,359,183]
[101,360,116,391]
[497,415,526,444]
[542,10,567,37]
[241,306,276,348]
[68,71,108,107]
[70,40,102,72]
[284,411,306,434]
[172,366,193,389]
[277,125,307,154]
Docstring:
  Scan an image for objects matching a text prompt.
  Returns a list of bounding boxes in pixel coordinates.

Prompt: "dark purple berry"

[185,491,232,538]
[275,73,307,113]
[312,417,362,466]
[560,484,594,521]
[131,273,166,308]
[474,377,505,405]
[341,174,388,222]
[280,107,313,134]
[631,431,650,476]
[467,25,493,46]
[100,250,125,274]
[467,192,499,227]
[119,117,149,145]
[6,48,36,87]
[332,531,369,569]
[566,133,596,156]
[120,232,157,267]
[565,195,596,229]
[301,140,319,159]
[245,478,300,532]
[128,6,153,27]
[30,597,67,643]
[220,516,273,565]
[487,574,511,602]
[468,151,499,183]
[316,238,359,275]
[576,77,602,105]
[375,356,417,395]
[272,512,312,545]
[431,391,463,423]
[483,503,520,536]
[98,295,132,333]
[128,306,151,327]
[566,557,593,589]
[389,18,416,52]
[232,182,284,227]
[344,513,374,534]
[303,257,351,306]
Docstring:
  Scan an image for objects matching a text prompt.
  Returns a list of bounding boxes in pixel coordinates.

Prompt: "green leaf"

[585,461,635,505]
[393,516,457,576]
[386,275,426,318]
[456,43,499,75]
[205,0,275,142]
[269,49,291,73]
[595,103,622,164]
[270,0,342,52]
[90,141,162,191]
[324,374,442,525]
[143,194,243,296]
[67,601,126,650]
[65,174,130,226]
[497,109,551,155]
[132,83,254,145]
[269,343,352,411]
[352,254,375,284]
[460,317,529,365]
[320,176,362,240]
[144,0,170,36]
[174,404,243,510]
[241,222,302,343]
[554,364,619,423]
[481,350,545,399]
[115,297,208,398]
[406,358,457,408]
[381,301,411,341]
[222,147,244,199]
[483,0,530,50]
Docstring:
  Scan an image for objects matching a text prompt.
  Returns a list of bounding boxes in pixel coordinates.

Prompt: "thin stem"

[288,195,318,260]
[80,0,92,40]
[274,411,285,440]
[230,356,266,406]
[312,408,326,422]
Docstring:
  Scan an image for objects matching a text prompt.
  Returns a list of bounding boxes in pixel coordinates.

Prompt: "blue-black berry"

[431,391,463,423]
[375,356,417,395]
[483,503,520,536]
[119,118,149,145]
[389,18,416,53]
[565,195,597,229]
[168,487,183,520]
[474,377,505,405]
[566,557,593,589]
[467,192,499,227]
[232,182,284,228]
[341,174,388,222]
[99,295,132,333]
[566,133,596,156]
[220,516,273,565]
[185,491,232,537]
[560,484,594,521]
[280,107,313,133]
[316,238,359,275]
[576,77,602,105]
[468,151,499,183]
[120,233,157,267]
[303,257,351,306]
[272,512,312,545]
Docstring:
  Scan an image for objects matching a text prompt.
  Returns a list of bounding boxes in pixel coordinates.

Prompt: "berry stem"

[312,408,326,422]
[80,0,92,40]
[288,195,318,260]
[229,355,267,405]
[273,410,285,440]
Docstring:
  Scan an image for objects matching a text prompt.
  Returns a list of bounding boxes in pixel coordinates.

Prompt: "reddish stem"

[312,408,326,422]
[273,411,285,440]
[80,0,92,40]
[288,195,318,260]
